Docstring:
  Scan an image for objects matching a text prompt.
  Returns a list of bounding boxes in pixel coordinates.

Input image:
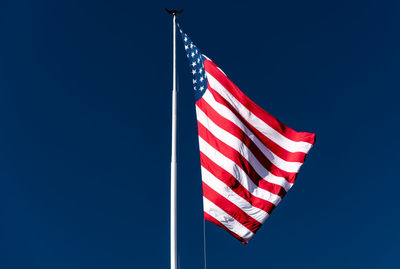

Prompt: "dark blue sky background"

[1,0,399,268]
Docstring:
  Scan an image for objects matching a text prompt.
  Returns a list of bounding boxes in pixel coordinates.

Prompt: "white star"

[192,69,196,75]
[192,62,196,67]
[184,36,187,42]
[194,86,197,91]
[199,68,203,74]
[191,52,195,57]
[200,76,204,82]
[185,45,188,50]
[195,49,198,54]
[199,86,204,90]
[186,54,189,58]
[193,79,197,84]
[190,43,194,48]
[197,58,201,63]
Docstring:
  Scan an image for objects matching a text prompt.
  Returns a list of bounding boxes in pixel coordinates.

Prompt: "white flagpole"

[166,8,182,269]
[170,12,178,269]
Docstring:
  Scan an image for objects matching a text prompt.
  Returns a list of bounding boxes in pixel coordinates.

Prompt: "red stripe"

[197,97,299,182]
[203,212,247,244]
[203,182,262,233]
[203,59,316,144]
[198,121,287,196]
[200,152,276,214]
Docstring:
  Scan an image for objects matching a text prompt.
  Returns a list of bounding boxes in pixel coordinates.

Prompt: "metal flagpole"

[166,8,183,269]
[170,13,177,269]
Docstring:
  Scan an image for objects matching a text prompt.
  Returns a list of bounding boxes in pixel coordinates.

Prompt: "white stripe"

[198,136,282,205]
[196,103,299,183]
[203,197,254,242]
[205,72,313,154]
[201,166,270,223]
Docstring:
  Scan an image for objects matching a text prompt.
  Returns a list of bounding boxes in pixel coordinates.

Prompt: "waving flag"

[179,25,316,244]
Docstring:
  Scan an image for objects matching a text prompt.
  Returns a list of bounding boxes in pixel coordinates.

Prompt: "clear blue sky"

[1,0,399,268]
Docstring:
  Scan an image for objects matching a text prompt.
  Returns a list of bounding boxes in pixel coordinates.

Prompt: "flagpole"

[166,8,183,269]
[170,13,177,269]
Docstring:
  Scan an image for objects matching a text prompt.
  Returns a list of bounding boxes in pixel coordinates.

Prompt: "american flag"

[178,25,316,244]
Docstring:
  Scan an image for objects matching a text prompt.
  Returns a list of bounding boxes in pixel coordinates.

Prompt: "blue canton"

[178,25,208,101]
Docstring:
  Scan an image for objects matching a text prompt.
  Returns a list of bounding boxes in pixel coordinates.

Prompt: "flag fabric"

[178,24,316,244]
